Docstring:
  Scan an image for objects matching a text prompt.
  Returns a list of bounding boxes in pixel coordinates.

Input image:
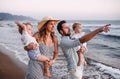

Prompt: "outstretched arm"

[15,21,27,32]
[15,21,23,27]
[79,24,110,43]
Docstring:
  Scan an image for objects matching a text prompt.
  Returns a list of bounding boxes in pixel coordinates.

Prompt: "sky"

[0,0,120,20]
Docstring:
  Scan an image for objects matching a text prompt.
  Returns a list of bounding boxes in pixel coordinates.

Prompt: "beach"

[0,45,26,79]
[0,20,120,79]
[0,45,119,79]
[51,47,120,79]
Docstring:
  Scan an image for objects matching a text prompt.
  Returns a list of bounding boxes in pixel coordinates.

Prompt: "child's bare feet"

[44,61,51,77]
[44,68,51,77]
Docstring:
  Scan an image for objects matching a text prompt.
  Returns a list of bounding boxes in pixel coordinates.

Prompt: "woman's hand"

[48,60,55,66]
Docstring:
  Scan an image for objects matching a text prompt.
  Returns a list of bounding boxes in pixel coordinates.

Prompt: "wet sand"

[51,47,119,79]
[0,46,26,79]
[86,45,120,69]
[0,45,119,79]
[51,57,118,79]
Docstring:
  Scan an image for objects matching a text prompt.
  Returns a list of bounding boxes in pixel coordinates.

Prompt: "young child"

[15,21,51,77]
[71,22,87,66]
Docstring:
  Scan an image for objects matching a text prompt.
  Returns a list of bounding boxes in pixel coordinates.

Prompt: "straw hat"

[38,16,59,30]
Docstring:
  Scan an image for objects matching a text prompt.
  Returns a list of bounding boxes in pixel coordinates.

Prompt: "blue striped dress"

[25,42,54,79]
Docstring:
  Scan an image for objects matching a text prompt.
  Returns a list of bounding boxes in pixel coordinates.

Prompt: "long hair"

[38,20,55,44]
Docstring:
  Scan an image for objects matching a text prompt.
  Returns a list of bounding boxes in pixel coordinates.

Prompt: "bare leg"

[77,51,84,66]
[84,57,87,66]
[44,61,51,77]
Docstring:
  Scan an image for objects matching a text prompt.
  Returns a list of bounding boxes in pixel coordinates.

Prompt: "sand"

[0,46,26,79]
[0,45,119,79]
[51,47,119,79]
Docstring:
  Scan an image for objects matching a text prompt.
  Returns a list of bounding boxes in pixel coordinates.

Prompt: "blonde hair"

[72,22,81,30]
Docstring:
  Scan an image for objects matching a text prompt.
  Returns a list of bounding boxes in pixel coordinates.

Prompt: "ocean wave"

[110,27,120,29]
[83,28,120,40]
[83,26,119,39]
[0,43,28,65]
[100,33,120,39]
[90,61,120,79]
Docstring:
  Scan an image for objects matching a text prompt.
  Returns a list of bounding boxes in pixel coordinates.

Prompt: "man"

[57,20,110,79]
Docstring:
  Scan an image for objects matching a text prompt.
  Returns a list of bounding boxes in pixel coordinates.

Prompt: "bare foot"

[44,69,51,77]
[44,61,51,77]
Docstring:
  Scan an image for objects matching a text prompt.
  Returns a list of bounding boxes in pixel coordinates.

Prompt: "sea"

[0,20,120,79]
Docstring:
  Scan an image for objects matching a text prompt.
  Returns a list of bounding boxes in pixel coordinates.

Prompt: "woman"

[25,16,59,79]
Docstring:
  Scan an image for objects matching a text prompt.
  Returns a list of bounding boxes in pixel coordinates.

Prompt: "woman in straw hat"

[25,16,59,79]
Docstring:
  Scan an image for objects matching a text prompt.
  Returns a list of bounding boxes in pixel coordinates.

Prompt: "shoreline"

[85,46,120,69]
[0,45,26,79]
[52,47,120,79]
[0,44,119,79]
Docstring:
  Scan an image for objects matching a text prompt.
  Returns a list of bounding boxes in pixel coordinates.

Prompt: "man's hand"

[24,42,38,51]
[100,24,111,33]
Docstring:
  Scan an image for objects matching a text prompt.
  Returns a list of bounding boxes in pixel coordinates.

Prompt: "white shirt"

[71,32,87,52]
[21,31,38,46]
